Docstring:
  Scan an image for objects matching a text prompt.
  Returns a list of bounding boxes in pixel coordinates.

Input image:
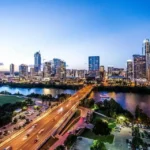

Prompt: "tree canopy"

[93,119,111,135]
[90,140,106,150]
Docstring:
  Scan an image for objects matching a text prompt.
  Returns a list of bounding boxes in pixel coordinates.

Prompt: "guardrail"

[37,88,93,150]
[36,102,79,150]
[0,85,94,149]
[0,95,75,148]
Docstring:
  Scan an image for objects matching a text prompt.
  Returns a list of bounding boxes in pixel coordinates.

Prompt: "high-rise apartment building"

[52,58,66,79]
[88,56,100,77]
[100,66,105,79]
[133,55,146,79]
[127,60,133,80]
[19,64,28,77]
[34,51,41,72]
[10,64,14,76]
[107,66,113,77]
[143,39,150,81]
[43,62,51,78]
[112,68,124,76]
[30,68,34,77]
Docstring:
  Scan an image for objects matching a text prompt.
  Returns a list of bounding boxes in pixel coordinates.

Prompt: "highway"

[0,85,93,150]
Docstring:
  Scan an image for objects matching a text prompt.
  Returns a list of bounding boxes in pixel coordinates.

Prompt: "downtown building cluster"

[126,39,150,83]
[3,39,150,85]
[7,52,88,83]
[9,52,67,82]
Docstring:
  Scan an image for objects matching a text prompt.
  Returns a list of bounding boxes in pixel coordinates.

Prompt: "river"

[94,91,150,116]
[0,86,150,116]
[0,86,76,97]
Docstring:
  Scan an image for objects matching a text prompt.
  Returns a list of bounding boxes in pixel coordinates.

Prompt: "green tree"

[64,134,77,147]
[132,137,143,148]
[93,119,111,135]
[134,127,140,137]
[135,105,141,120]
[55,145,65,150]
[91,140,106,150]
[13,118,18,124]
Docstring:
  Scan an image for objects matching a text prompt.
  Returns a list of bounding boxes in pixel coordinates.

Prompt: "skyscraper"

[100,66,105,79]
[143,39,150,81]
[52,58,66,79]
[30,68,34,77]
[52,58,61,75]
[88,56,100,77]
[34,51,41,72]
[19,64,28,77]
[10,64,14,76]
[107,66,113,77]
[133,55,146,80]
[43,62,51,78]
[127,60,133,80]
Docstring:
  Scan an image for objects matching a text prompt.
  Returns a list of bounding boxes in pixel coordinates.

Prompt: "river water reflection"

[0,86,150,116]
[0,86,76,97]
[94,91,150,116]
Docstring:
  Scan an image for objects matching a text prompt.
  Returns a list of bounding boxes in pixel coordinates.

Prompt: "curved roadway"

[0,85,93,150]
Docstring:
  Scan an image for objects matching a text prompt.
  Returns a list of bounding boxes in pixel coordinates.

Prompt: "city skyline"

[0,0,150,71]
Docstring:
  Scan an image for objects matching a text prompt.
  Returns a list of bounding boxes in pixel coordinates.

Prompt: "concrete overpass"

[0,85,94,150]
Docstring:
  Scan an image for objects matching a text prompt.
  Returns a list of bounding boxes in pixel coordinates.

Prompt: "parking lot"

[106,127,132,150]
[0,108,39,143]
[71,137,93,150]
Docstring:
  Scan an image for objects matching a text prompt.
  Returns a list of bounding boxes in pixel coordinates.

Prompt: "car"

[3,146,12,150]
[129,139,132,143]
[34,139,38,143]
[77,137,82,140]
[128,145,131,149]
[32,124,37,128]
[139,145,143,150]
[38,129,44,134]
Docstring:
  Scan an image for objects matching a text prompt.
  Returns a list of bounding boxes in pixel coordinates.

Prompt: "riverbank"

[95,85,150,94]
[2,82,150,94]
[0,82,82,90]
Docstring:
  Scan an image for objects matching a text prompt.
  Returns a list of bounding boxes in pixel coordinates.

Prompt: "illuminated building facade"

[34,51,41,72]
[88,56,100,77]
[107,67,113,77]
[143,39,150,81]
[19,64,28,77]
[43,62,51,78]
[133,55,146,79]
[127,60,133,80]
[52,58,66,79]
[100,65,105,79]
[10,64,14,76]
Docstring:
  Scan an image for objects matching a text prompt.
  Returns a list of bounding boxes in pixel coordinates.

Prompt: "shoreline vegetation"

[1,82,150,94]
[95,86,150,94]
[0,92,70,128]
[0,82,82,90]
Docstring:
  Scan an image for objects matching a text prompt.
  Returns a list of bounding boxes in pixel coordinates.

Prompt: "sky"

[0,0,150,71]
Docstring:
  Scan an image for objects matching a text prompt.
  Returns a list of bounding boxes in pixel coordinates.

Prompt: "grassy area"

[92,113,116,129]
[108,120,116,129]
[39,137,58,150]
[81,129,114,144]
[0,95,25,105]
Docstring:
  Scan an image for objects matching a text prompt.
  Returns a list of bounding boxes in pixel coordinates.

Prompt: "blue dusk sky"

[0,0,150,71]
